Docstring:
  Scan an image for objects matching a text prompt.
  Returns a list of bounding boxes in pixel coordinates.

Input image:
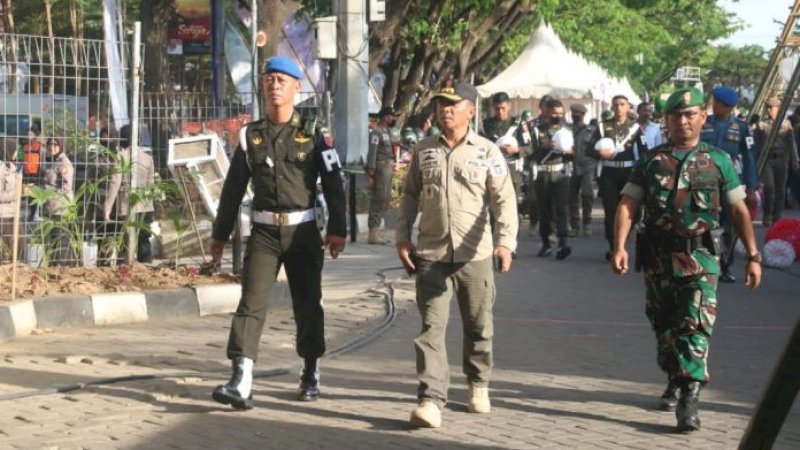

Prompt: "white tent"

[477,22,641,120]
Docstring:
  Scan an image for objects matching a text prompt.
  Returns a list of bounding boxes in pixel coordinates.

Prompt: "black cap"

[378,106,397,117]
[433,82,478,104]
[491,92,510,103]
[570,103,587,114]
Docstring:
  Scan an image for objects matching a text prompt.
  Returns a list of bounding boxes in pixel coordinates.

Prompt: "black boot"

[719,265,736,283]
[537,242,552,257]
[659,378,680,412]
[297,358,321,401]
[676,380,702,432]
[212,357,254,410]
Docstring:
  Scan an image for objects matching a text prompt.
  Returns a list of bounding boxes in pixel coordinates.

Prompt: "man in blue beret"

[210,55,347,409]
[700,85,758,283]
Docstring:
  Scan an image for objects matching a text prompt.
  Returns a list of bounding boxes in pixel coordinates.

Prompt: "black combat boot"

[212,357,254,410]
[720,265,736,283]
[659,378,680,412]
[297,358,321,401]
[676,380,702,432]
[556,237,571,260]
[537,242,552,257]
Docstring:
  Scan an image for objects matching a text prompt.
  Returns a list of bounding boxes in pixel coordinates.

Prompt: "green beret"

[665,87,704,113]
[654,97,668,113]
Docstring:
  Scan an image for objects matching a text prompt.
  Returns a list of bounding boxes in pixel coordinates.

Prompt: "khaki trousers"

[414,257,495,407]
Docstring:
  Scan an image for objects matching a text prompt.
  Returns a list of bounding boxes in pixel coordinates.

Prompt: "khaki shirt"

[395,130,518,262]
[367,125,394,169]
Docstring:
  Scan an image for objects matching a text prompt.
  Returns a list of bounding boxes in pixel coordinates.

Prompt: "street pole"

[126,22,141,266]
[333,0,369,166]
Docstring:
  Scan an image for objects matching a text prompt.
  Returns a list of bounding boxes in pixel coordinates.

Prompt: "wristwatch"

[746,251,762,263]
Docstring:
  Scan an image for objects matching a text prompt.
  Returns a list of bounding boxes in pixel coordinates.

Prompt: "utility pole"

[333,0,368,165]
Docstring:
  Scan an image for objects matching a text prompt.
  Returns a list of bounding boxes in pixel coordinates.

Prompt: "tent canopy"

[477,22,640,106]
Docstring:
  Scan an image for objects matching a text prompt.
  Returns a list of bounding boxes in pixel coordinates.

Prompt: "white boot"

[468,385,491,413]
[409,400,442,428]
[212,357,254,410]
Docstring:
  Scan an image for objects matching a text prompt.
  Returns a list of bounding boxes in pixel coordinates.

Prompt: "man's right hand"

[396,240,417,273]
[210,238,225,263]
[611,249,629,275]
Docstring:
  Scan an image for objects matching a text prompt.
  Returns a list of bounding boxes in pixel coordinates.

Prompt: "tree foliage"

[701,44,768,91]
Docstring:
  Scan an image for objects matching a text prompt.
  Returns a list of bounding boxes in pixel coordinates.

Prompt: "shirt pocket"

[456,162,487,210]
[421,168,443,205]
[690,180,720,213]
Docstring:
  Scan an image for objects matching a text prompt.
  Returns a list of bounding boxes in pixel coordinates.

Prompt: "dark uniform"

[700,112,758,280]
[569,118,597,236]
[212,111,346,406]
[592,117,645,256]
[481,114,523,197]
[754,99,800,226]
[530,116,572,258]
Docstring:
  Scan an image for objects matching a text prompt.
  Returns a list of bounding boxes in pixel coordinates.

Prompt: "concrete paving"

[0,221,798,449]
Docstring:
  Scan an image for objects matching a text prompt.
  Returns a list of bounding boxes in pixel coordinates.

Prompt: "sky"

[718,0,794,49]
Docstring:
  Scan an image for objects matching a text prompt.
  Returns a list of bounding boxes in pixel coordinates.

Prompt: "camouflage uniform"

[621,141,746,383]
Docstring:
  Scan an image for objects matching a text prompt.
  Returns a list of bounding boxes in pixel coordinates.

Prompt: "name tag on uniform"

[745,136,754,149]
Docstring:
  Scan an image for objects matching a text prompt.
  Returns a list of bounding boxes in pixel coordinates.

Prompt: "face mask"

[387,118,397,127]
[551,117,561,125]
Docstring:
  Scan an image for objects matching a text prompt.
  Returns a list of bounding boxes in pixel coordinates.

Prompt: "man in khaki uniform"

[395,82,518,428]
[755,97,800,226]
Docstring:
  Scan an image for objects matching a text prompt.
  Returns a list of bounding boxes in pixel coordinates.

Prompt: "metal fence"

[0,29,333,270]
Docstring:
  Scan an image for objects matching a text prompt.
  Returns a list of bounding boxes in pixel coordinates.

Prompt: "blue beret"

[263,56,302,80]
[712,86,739,107]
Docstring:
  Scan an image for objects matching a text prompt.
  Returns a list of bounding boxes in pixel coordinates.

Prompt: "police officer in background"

[755,97,800,227]
[592,95,645,260]
[568,103,596,238]
[366,106,399,244]
[209,56,347,410]
[612,87,761,432]
[530,97,572,259]
[700,86,758,283]
[482,92,524,204]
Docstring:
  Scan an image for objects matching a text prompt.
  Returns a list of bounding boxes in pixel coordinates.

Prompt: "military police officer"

[209,56,347,409]
[366,106,399,244]
[700,86,759,283]
[592,95,645,260]
[530,97,573,259]
[611,88,762,432]
[481,92,524,205]
[568,103,596,237]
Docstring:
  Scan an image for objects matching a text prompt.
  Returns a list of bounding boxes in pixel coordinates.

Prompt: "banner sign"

[168,0,212,55]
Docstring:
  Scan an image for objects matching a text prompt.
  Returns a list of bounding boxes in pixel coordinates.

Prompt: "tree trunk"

[140,0,173,92]
[69,1,85,95]
[257,0,298,73]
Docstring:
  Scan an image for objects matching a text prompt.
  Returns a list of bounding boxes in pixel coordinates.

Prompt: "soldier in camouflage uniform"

[611,88,762,432]
[481,92,524,204]
[366,107,399,244]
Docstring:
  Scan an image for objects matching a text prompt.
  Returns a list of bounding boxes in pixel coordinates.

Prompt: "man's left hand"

[493,246,513,273]
[501,144,519,155]
[324,235,346,259]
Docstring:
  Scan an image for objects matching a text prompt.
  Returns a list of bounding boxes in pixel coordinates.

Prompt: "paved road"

[0,224,798,449]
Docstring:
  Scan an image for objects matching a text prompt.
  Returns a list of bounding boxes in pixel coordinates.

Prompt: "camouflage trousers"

[644,272,718,383]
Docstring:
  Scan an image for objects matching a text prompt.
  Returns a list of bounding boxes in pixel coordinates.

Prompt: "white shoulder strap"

[239,125,249,152]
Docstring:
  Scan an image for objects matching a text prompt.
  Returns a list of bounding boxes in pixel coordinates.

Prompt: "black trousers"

[598,166,633,248]
[762,156,789,222]
[535,171,570,240]
[227,221,325,362]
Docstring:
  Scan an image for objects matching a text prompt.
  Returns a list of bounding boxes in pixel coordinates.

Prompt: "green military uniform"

[367,124,395,231]
[569,118,597,235]
[623,141,745,383]
[212,112,346,363]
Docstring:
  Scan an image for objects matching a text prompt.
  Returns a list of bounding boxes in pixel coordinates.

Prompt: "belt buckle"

[277,213,289,226]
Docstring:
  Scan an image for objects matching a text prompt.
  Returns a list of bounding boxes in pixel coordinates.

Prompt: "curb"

[0,283,244,343]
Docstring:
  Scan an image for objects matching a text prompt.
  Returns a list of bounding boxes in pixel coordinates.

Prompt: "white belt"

[252,208,315,226]
[537,163,564,172]
[601,160,635,168]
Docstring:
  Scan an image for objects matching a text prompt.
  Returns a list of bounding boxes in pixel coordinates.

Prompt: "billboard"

[168,0,212,55]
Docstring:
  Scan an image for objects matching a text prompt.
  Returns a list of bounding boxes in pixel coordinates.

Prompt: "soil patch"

[0,263,240,301]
